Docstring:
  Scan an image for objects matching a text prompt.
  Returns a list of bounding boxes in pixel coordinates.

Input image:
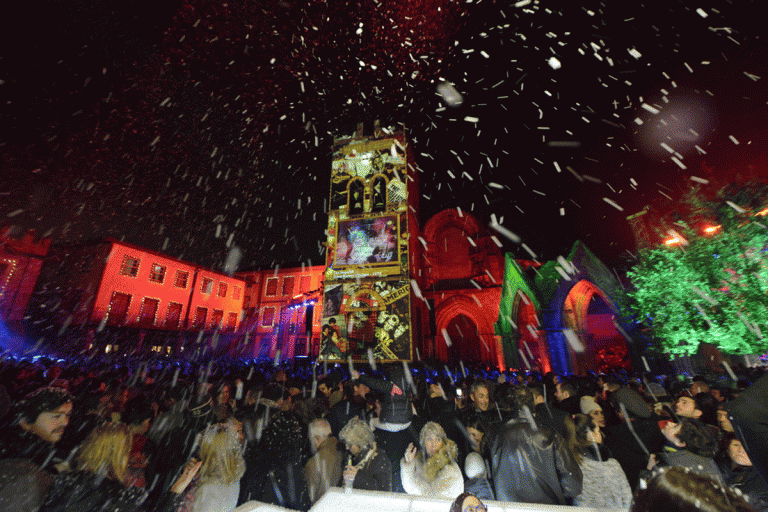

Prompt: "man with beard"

[0,387,73,512]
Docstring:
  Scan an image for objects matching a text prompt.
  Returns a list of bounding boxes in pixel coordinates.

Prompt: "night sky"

[2,0,767,273]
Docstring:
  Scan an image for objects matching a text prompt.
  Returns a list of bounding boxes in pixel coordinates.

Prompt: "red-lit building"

[31,238,244,355]
[236,266,325,359]
[0,226,51,332]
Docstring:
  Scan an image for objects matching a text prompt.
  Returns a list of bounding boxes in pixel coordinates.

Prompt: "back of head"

[121,396,154,427]
[308,418,332,444]
[678,418,717,458]
[693,392,718,426]
[77,423,131,483]
[633,467,755,512]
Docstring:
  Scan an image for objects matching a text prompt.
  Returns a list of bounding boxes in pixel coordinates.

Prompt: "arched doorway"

[562,280,630,374]
[445,313,483,363]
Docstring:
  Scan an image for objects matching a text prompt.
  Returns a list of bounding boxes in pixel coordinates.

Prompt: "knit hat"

[16,386,72,424]
[464,452,487,479]
[580,396,602,416]
[339,417,375,450]
[612,387,652,419]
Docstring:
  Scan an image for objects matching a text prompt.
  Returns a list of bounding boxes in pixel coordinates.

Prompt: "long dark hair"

[632,467,755,512]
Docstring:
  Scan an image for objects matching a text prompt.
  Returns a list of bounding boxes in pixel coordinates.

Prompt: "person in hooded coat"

[339,417,392,492]
[400,421,464,500]
[487,386,582,505]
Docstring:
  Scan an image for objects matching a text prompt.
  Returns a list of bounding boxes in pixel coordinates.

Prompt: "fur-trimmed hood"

[418,422,459,482]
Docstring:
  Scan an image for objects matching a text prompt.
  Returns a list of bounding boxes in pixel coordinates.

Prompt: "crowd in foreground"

[0,353,766,512]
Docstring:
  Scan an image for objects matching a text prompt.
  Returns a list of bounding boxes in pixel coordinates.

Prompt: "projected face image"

[335,216,397,266]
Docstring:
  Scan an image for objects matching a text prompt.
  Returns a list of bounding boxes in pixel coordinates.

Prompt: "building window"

[233,285,242,300]
[282,277,295,296]
[107,292,132,326]
[243,295,251,309]
[262,307,275,326]
[265,278,278,296]
[193,307,208,330]
[149,263,167,284]
[138,298,159,327]
[217,282,228,298]
[165,302,183,329]
[211,309,224,329]
[174,270,189,289]
[226,312,238,332]
[201,277,213,294]
[120,255,140,277]
[300,275,311,293]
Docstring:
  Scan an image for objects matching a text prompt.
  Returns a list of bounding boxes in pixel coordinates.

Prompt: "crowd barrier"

[238,488,629,512]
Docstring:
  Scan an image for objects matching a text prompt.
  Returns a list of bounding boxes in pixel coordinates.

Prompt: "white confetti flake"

[690,176,709,184]
[726,201,746,213]
[547,57,561,69]
[514,0,531,6]
[641,103,660,114]
[671,156,687,170]
[436,81,463,107]
[628,48,642,59]
[490,222,521,243]
[464,116,479,123]
[634,118,644,125]
[696,8,708,18]
[729,135,739,144]
[602,197,624,211]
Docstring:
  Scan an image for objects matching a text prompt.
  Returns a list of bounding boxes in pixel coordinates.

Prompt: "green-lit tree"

[627,188,768,356]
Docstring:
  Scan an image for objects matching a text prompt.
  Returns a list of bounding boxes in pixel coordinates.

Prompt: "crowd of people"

[0,352,766,512]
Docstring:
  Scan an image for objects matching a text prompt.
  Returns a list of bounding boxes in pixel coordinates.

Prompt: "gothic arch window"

[348,178,365,215]
[370,174,388,213]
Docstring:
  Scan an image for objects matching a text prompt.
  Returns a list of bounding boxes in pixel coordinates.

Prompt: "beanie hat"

[464,452,487,479]
[612,387,652,419]
[580,396,602,416]
[16,386,72,424]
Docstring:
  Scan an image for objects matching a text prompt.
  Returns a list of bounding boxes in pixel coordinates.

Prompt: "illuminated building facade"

[0,226,51,335]
[236,265,325,359]
[30,238,244,355]
[321,122,427,362]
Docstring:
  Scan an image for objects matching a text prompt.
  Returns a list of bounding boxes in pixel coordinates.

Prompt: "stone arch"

[542,278,628,375]
[510,291,551,373]
[422,209,502,285]
[435,294,497,363]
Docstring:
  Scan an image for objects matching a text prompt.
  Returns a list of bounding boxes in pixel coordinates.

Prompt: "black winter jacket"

[488,417,582,505]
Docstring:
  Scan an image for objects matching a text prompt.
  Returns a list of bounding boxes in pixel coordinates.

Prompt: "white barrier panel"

[235,501,300,512]
[311,488,627,512]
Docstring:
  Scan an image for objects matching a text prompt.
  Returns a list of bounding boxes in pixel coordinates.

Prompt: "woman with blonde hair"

[40,423,200,512]
[181,422,245,512]
[401,421,464,499]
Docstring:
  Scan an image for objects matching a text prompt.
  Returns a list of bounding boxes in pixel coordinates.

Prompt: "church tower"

[320,122,425,362]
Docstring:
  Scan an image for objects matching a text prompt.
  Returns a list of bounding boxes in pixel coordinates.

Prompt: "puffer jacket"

[488,417,582,505]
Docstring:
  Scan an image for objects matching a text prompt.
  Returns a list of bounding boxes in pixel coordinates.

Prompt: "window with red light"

[218,282,228,298]
[282,277,295,296]
[300,275,311,293]
[174,270,189,289]
[138,298,159,326]
[149,264,166,284]
[201,277,213,294]
[165,302,183,329]
[233,286,242,300]
[265,278,278,296]
[262,307,275,326]
[120,256,140,277]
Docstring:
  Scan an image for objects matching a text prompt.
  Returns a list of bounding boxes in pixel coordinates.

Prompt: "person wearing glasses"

[449,492,487,512]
